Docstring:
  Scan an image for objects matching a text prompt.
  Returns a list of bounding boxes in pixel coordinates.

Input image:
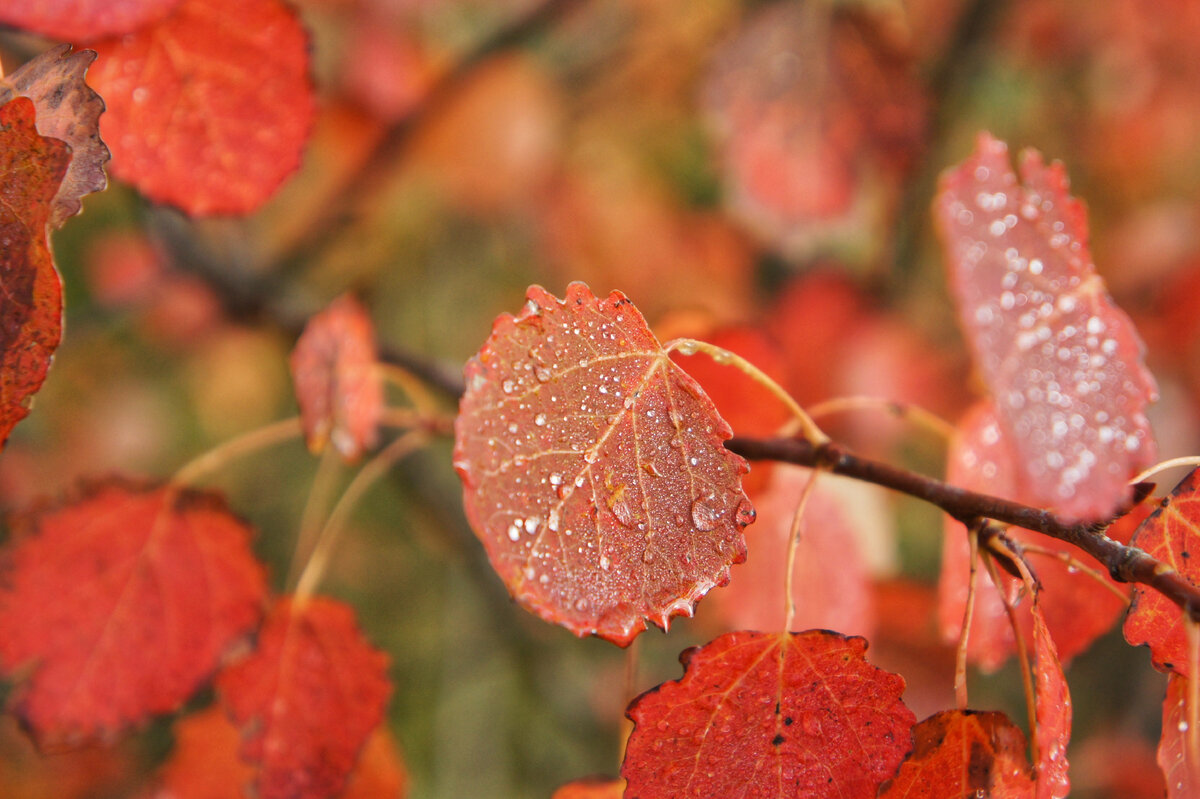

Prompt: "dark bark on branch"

[727,436,1200,619]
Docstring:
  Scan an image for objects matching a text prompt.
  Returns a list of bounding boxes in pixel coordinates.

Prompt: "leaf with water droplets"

[622,630,915,798]
[454,283,754,646]
[1033,592,1071,799]
[877,709,1034,798]
[289,294,383,461]
[87,0,314,216]
[1125,468,1200,677]
[1160,674,1200,798]
[940,401,1135,670]
[935,132,1157,521]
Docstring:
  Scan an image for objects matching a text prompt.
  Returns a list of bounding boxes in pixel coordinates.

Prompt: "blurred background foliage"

[4,0,1200,796]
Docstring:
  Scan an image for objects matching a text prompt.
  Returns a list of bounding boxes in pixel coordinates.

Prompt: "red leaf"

[289,295,383,461]
[551,776,624,799]
[707,465,875,638]
[218,596,392,799]
[0,0,180,41]
[622,630,915,798]
[0,97,67,449]
[453,283,754,646]
[878,710,1034,798]
[935,132,1157,521]
[0,481,266,746]
[1032,597,1071,799]
[152,705,409,799]
[0,45,110,228]
[1124,468,1200,676]
[940,401,1133,669]
[1160,673,1200,798]
[87,0,315,215]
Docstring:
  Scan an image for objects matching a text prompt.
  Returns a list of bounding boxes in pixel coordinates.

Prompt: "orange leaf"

[218,597,392,799]
[87,0,315,215]
[1125,468,1200,676]
[935,132,1157,522]
[1032,597,1071,799]
[0,97,67,449]
[0,44,109,228]
[289,295,383,460]
[0,481,267,746]
[878,709,1034,798]
[453,283,754,646]
[0,0,180,40]
[622,630,915,798]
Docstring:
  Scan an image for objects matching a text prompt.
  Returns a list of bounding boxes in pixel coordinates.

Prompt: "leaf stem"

[1188,618,1200,777]
[727,435,1200,620]
[955,521,983,710]
[286,445,345,591]
[293,429,430,601]
[665,339,829,446]
[806,395,957,442]
[783,468,824,631]
[169,417,304,487]
[983,549,1038,769]
[1021,542,1130,605]
[1132,457,1200,487]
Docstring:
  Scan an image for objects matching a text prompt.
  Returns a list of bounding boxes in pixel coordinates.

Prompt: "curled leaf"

[622,630,915,798]
[454,283,753,646]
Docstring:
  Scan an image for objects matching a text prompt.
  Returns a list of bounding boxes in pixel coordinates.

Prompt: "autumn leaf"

[622,630,915,798]
[877,710,1034,798]
[289,294,383,461]
[935,132,1158,521]
[453,283,754,646]
[0,481,266,746]
[87,0,315,215]
[218,596,392,799]
[1160,674,1200,798]
[551,776,624,799]
[0,0,181,41]
[1032,596,1071,799]
[150,705,408,799]
[1125,468,1200,676]
[0,98,68,450]
[0,44,110,228]
[940,401,1134,670]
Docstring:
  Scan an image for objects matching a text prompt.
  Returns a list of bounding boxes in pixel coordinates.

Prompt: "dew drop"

[534,413,548,426]
[549,473,563,486]
[642,548,654,564]
[502,379,516,394]
[691,498,719,532]
[507,523,521,542]
[583,449,599,464]
[574,598,588,611]
[611,497,635,527]
[535,367,552,383]
[599,554,611,571]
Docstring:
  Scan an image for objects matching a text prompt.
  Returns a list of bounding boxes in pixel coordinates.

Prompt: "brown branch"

[727,436,1200,619]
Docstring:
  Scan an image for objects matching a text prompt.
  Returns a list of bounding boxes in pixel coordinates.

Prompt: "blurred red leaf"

[1032,597,1071,799]
[0,45,109,228]
[702,3,926,253]
[878,709,1034,798]
[152,704,408,799]
[551,776,624,799]
[1160,673,1200,798]
[87,0,315,215]
[935,132,1157,521]
[940,402,1134,670]
[0,481,266,746]
[218,596,391,799]
[454,283,754,646]
[0,0,180,41]
[622,630,914,798]
[1125,468,1200,676]
[707,465,875,638]
[289,294,383,461]
[0,98,67,449]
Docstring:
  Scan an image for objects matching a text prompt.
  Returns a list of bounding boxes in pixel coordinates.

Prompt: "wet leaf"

[935,132,1158,521]
[878,709,1034,798]
[1032,596,1071,799]
[0,0,180,41]
[1125,468,1200,676]
[1160,674,1200,798]
[152,705,408,799]
[454,283,754,646]
[622,630,915,798]
[940,401,1133,670]
[0,98,67,449]
[0,45,110,228]
[87,0,315,215]
[289,294,383,461]
[0,481,267,746]
[218,596,391,799]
